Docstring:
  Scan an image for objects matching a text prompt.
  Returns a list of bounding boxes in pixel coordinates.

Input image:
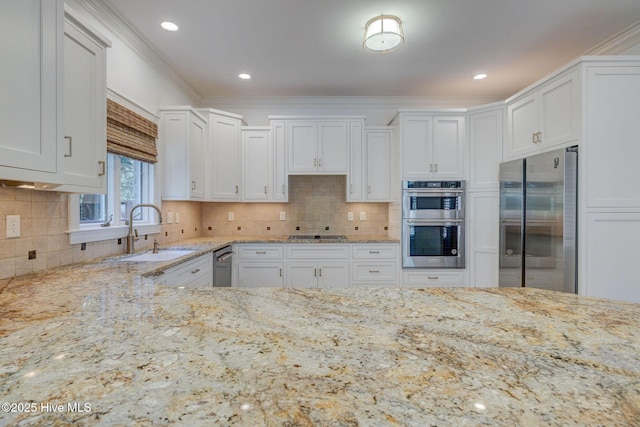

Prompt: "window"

[69,153,158,244]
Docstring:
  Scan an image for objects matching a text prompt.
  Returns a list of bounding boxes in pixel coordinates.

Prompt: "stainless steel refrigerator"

[499,147,578,293]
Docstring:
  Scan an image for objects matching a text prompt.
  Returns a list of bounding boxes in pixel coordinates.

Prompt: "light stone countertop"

[0,236,639,426]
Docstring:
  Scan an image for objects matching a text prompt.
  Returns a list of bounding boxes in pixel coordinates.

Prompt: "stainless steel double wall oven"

[402,181,465,268]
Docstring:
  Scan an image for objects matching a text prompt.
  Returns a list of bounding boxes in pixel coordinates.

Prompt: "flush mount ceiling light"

[473,73,488,80]
[238,73,251,80]
[160,21,180,32]
[363,15,404,54]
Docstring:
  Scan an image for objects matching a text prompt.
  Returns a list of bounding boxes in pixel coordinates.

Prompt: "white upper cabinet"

[199,109,243,201]
[287,119,352,174]
[271,120,288,201]
[0,0,63,185]
[349,127,392,202]
[399,113,465,180]
[242,127,271,201]
[505,69,579,160]
[160,107,207,200]
[59,9,110,192]
[468,105,504,190]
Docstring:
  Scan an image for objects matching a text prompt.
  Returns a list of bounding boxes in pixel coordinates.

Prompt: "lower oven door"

[403,219,465,268]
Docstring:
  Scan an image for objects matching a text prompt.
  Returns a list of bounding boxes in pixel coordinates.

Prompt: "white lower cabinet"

[234,243,399,288]
[151,253,213,288]
[403,270,465,288]
[236,244,285,288]
[238,263,284,288]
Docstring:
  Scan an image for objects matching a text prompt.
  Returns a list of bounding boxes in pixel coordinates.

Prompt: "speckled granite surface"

[0,237,639,426]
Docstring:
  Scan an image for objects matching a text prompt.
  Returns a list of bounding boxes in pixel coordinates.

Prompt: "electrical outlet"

[347,212,354,221]
[6,215,20,238]
[175,212,180,223]
[280,211,286,221]
[166,212,174,224]
[228,212,234,221]
[359,212,366,221]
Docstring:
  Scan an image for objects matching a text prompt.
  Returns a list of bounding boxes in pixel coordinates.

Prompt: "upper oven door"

[402,189,464,219]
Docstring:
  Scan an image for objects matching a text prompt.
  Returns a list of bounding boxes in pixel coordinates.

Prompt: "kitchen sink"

[288,235,348,240]
[119,249,196,262]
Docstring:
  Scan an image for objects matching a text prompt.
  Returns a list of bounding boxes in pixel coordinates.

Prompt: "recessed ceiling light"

[473,73,488,80]
[160,21,180,32]
[238,73,251,80]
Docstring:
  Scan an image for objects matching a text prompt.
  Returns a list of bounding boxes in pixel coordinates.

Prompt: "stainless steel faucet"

[126,204,163,254]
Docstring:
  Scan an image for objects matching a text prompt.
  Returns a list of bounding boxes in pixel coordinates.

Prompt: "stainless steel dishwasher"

[213,245,233,287]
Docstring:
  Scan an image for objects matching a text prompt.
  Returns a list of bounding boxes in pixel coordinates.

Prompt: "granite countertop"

[1,237,639,426]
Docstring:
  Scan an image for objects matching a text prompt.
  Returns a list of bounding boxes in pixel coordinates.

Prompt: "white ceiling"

[102,0,640,101]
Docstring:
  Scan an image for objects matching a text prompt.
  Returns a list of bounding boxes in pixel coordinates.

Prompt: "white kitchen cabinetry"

[397,113,466,179]
[199,109,243,201]
[236,245,285,288]
[351,244,398,286]
[160,107,207,200]
[151,253,213,288]
[505,70,579,160]
[0,0,63,186]
[287,119,360,174]
[270,120,288,201]
[59,10,110,192]
[348,127,392,202]
[242,127,271,201]
[468,105,504,190]
[286,245,350,288]
[403,270,465,288]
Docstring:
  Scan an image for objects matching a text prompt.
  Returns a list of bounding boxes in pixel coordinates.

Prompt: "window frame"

[68,153,161,245]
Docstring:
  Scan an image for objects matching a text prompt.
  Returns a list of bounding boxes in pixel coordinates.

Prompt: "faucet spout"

[126,204,163,254]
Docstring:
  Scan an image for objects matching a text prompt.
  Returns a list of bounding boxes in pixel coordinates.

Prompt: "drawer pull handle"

[98,161,106,176]
[64,136,72,157]
[192,181,196,190]
[427,276,439,280]
[369,270,380,273]
[314,268,317,277]
[256,251,267,255]
[191,269,201,274]
[279,268,283,277]
[369,250,380,254]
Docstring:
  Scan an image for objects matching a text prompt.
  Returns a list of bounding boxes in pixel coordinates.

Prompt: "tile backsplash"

[201,176,389,237]
[0,176,389,279]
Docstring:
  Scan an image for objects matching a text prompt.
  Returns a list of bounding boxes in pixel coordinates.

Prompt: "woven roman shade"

[107,99,158,163]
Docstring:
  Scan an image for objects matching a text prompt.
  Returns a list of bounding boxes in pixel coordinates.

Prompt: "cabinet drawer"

[237,262,284,288]
[403,271,464,288]
[286,245,349,259]
[352,262,397,283]
[173,254,213,287]
[237,245,284,259]
[352,244,398,259]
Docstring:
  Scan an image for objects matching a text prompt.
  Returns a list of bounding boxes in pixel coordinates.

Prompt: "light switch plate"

[347,212,354,221]
[175,212,180,223]
[228,212,234,221]
[166,212,174,224]
[280,211,286,221]
[6,215,20,238]
[359,212,366,221]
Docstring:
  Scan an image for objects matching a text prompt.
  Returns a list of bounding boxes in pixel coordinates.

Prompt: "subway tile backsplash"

[0,175,389,279]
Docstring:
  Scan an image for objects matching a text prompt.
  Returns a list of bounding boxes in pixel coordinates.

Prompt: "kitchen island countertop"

[0,237,639,426]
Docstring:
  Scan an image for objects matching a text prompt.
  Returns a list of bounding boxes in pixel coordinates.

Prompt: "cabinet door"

[162,112,188,199]
[541,71,579,148]
[61,17,108,191]
[318,121,348,173]
[211,115,241,200]
[238,263,284,287]
[189,117,205,199]
[506,93,539,159]
[402,115,433,179]
[0,0,62,178]
[468,191,499,288]
[433,116,465,178]
[287,121,318,173]
[365,130,391,201]
[318,262,350,288]
[286,262,318,288]
[271,121,288,201]
[348,122,364,201]
[242,130,270,201]
[468,107,503,190]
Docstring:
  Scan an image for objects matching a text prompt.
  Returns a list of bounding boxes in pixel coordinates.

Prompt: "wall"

[201,176,389,237]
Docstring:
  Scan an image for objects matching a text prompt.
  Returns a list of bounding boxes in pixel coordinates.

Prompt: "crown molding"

[201,96,504,111]
[78,0,202,104]
[585,19,640,55]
